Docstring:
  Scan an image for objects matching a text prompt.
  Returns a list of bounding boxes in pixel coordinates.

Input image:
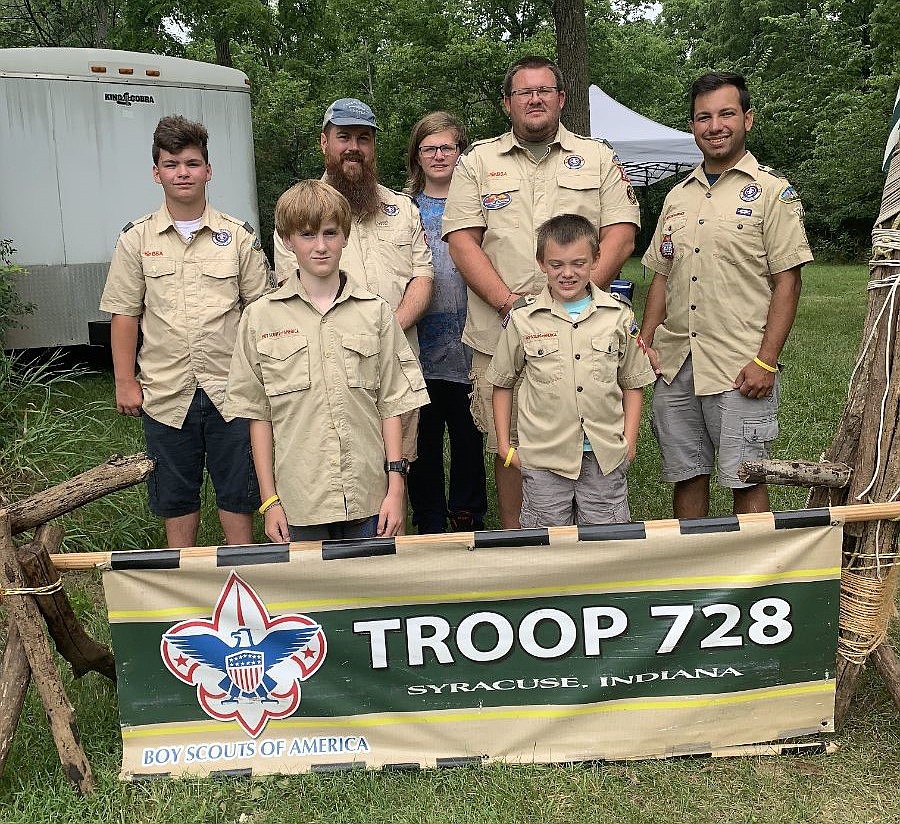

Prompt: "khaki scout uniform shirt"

[273,182,433,350]
[441,124,642,356]
[223,272,429,526]
[641,152,813,395]
[99,204,271,428]
[486,285,655,479]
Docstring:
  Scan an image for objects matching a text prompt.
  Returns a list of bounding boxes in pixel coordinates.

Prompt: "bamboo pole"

[45,502,900,571]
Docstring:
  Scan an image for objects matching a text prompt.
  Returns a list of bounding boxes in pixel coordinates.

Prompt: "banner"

[103,509,841,778]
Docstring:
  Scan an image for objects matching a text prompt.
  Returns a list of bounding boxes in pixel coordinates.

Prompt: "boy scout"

[640,72,813,518]
[100,115,270,548]
[442,55,641,528]
[224,180,429,541]
[488,214,654,527]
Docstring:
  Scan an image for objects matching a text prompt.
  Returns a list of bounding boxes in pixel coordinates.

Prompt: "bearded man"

[273,98,433,493]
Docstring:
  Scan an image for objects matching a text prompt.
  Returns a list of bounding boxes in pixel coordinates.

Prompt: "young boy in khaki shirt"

[224,181,429,541]
[487,214,655,527]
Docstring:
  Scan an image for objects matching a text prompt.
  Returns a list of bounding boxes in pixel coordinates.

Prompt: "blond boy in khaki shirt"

[224,181,429,541]
[488,215,654,527]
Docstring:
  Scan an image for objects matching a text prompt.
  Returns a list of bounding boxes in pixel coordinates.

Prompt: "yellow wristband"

[258,494,280,515]
[753,356,779,374]
[503,446,517,468]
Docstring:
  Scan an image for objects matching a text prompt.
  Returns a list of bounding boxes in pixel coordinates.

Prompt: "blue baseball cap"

[322,98,379,130]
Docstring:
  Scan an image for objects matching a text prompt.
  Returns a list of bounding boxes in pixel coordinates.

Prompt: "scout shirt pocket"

[479,178,521,230]
[142,256,176,311]
[373,226,413,311]
[201,259,240,309]
[342,334,381,390]
[522,334,562,384]
[591,334,619,383]
[557,171,601,226]
[256,334,311,395]
[398,347,427,391]
[713,215,765,265]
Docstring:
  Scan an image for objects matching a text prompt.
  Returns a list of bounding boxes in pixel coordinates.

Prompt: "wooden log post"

[0,511,94,794]
[6,453,154,538]
[0,622,31,776]
[807,143,900,723]
[871,641,900,712]
[17,525,115,682]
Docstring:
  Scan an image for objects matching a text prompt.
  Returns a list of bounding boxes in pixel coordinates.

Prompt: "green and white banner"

[103,510,841,778]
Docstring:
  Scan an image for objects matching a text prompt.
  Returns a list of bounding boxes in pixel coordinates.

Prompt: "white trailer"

[0,47,260,349]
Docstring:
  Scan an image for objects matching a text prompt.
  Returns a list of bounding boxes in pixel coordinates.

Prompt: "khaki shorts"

[470,349,522,454]
[401,407,419,462]
[651,356,780,489]
[520,454,630,527]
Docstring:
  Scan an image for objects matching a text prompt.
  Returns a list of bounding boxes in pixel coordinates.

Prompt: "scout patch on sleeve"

[660,233,675,259]
[252,236,262,251]
[212,229,232,246]
[626,183,637,204]
[779,185,801,203]
[739,184,761,202]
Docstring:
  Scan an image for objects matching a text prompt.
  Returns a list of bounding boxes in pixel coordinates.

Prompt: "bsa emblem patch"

[779,185,800,203]
[660,233,675,260]
[739,184,761,202]
[736,208,753,216]
[381,202,399,216]
[212,229,232,247]
[628,317,648,353]
[564,154,584,169]
[161,571,327,738]
[252,236,262,251]
[482,192,511,210]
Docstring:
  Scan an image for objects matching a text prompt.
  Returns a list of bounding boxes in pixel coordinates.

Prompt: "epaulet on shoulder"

[511,295,535,311]
[610,292,631,308]
[758,164,786,180]
[217,211,256,233]
[387,188,415,203]
[468,135,504,151]
[591,137,616,152]
[121,213,151,233]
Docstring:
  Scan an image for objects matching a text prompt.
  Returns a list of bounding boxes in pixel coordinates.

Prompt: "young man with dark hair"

[640,72,813,518]
[100,115,272,548]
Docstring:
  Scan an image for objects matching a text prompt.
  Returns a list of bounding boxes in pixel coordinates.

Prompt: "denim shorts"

[142,387,260,517]
[651,356,780,489]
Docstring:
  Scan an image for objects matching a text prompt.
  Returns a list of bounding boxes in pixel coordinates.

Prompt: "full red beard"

[324,152,381,220]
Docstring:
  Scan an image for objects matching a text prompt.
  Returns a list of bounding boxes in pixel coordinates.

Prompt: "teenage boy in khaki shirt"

[224,181,429,541]
[100,115,270,548]
[488,214,655,527]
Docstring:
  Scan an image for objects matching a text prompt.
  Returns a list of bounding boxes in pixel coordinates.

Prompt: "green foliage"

[0,239,33,346]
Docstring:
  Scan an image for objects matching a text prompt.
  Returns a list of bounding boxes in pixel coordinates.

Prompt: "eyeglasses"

[418,144,460,158]
[508,86,561,100]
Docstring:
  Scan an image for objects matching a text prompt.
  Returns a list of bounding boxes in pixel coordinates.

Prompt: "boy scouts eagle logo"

[161,571,327,737]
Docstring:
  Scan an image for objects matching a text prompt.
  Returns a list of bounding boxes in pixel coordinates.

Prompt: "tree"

[552,0,589,135]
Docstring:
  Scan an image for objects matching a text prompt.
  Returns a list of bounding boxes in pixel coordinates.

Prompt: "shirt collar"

[270,270,373,306]
[499,123,572,155]
[152,203,213,235]
[684,150,760,188]
[533,282,620,322]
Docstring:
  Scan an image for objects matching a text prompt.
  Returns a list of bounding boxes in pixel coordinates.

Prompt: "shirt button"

[691,332,697,337]
[574,353,581,360]
[537,349,544,355]
[737,223,744,229]
[692,276,698,282]
[577,386,583,392]
[698,219,705,224]
[573,322,579,329]
[695,247,700,253]
[691,304,696,310]
[705,192,712,199]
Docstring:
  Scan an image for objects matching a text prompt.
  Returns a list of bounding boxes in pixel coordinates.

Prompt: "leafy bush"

[0,238,33,346]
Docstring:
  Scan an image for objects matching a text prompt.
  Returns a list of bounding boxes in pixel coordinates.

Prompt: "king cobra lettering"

[353,598,794,669]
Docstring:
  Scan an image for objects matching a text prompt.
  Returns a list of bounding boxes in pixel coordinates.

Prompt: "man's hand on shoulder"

[115,377,144,416]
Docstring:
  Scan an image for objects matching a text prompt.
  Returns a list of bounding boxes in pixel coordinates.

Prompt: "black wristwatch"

[384,458,410,477]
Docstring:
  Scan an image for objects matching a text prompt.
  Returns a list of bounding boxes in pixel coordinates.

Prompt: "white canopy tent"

[589,85,702,186]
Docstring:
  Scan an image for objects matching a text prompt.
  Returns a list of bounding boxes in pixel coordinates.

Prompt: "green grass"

[4,262,900,823]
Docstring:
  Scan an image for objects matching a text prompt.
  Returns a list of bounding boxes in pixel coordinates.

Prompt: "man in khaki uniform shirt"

[442,55,641,528]
[640,72,813,518]
[100,115,271,547]
[272,99,433,463]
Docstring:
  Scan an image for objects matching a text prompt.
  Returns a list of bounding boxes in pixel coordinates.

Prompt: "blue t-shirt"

[563,294,593,453]
[415,193,472,384]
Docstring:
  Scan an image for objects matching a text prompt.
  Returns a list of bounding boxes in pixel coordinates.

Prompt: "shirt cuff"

[485,364,516,388]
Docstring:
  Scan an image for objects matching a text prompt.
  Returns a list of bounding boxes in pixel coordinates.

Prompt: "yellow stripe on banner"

[108,567,841,620]
[121,682,833,740]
